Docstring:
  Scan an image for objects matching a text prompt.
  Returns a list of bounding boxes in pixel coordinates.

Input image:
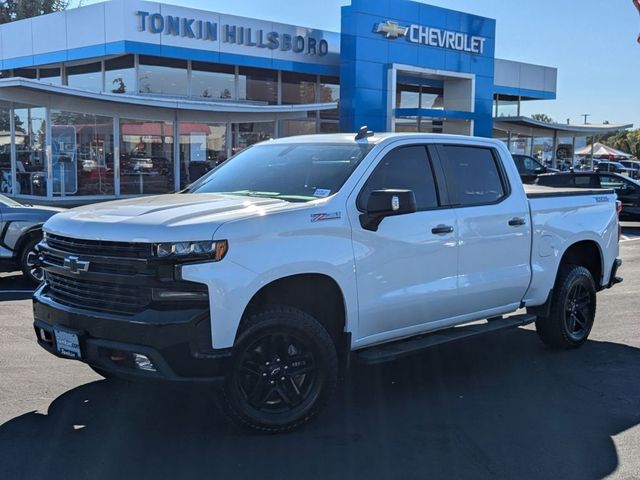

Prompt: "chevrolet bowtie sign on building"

[375,20,487,55]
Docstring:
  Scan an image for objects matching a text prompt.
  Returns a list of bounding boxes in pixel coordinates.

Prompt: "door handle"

[431,225,454,234]
[508,217,526,226]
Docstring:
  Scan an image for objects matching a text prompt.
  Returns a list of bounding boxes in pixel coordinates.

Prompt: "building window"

[233,122,274,154]
[120,119,175,195]
[319,76,339,120]
[138,55,188,96]
[39,67,61,85]
[66,62,102,92]
[238,67,277,104]
[50,110,114,196]
[0,106,12,194]
[279,118,317,137]
[105,55,135,94]
[191,62,235,100]
[178,122,227,188]
[13,68,37,79]
[13,106,47,196]
[396,84,420,109]
[281,72,316,105]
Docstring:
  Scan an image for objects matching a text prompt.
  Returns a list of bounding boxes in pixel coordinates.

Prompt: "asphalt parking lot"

[0,229,639,480]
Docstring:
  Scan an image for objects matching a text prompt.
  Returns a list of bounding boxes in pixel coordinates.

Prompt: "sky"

[81,0,640,128]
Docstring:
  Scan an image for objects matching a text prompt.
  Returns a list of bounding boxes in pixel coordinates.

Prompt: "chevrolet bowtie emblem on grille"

[375,20,408,39]
[63,256,90,274]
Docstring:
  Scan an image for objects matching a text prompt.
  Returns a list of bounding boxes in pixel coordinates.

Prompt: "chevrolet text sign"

[375,20,487,55]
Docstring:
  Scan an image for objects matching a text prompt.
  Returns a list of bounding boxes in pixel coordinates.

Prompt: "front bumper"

[33,285,231,382]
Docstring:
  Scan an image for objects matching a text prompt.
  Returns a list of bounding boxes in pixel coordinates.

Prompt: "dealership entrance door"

[390,65,475,136]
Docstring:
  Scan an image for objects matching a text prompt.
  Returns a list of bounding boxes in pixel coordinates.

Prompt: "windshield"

[189,142,374,202]
[0,193,23,207]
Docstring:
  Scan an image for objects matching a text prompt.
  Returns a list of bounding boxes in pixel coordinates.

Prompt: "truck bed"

[524,184,615,199]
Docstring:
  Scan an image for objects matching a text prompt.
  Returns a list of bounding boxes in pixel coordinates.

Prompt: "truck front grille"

[46,234,153,259]
[46,271,151,315]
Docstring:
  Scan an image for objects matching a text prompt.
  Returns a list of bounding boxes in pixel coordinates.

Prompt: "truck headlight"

[153,240,228,261]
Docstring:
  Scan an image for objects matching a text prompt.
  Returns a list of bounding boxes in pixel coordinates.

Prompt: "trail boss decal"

[310,212,341,222]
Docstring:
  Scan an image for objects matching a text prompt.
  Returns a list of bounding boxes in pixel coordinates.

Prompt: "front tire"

[535,265,596,349]
[19,235,43,285]
[223,306,338,433]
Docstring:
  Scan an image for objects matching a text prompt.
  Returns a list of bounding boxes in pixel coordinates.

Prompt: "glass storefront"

[233,122,274,154]
[0,105,11,194]
[191,62,235,100]
[1,57,338,201]
[14,106,47,196]
[138,56,188,96]
[120,119,175,195]
[238,67,277,104]
[178,122,227,188]
[105,55,136,94]
[50,110,114,196]
[281,72,316,105]
[66,62,102,92]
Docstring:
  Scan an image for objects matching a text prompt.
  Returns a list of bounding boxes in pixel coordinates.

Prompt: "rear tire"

[19,235,43,286]
[223,306,338,433]
[535,264,596,349]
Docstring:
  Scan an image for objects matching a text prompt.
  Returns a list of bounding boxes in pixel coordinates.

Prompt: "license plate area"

[53,327,82,359]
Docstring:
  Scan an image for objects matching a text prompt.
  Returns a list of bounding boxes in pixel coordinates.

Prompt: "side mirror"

[359,189,417,232]
[534,167,546,175]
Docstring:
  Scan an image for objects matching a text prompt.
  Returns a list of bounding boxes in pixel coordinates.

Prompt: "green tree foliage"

[531,113,554,123]
[603,129,640,159]
[0,0,70,24]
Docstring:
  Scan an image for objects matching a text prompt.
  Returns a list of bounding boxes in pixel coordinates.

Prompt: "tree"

[531,113,554,123]
[603,128,640,158]
[0,0,72,24]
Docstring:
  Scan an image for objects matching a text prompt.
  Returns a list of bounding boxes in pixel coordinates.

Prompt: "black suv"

[537,172,640,220]
[512,154,552,184]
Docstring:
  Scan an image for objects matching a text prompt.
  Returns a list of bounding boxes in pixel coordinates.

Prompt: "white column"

[9,105,16,196]
[113,114,120,197]
[173,113,180,192]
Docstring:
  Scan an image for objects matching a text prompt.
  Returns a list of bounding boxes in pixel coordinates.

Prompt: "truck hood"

[43,193,303,242]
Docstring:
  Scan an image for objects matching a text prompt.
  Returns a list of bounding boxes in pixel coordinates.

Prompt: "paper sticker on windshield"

[313,188,332,198]
[311,212,341,223]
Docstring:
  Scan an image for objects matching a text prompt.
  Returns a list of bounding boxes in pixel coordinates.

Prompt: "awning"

[494,116,633,137]
[0,78,337,123]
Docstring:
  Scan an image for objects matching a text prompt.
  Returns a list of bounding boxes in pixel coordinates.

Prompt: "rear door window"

[435,145,507,207]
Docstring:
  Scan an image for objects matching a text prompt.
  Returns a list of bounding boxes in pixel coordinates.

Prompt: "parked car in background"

[620,160,640,179]
[512,154,558,184]
[593,160,633,176]
[537,171,640,221]
[0,195,62,284]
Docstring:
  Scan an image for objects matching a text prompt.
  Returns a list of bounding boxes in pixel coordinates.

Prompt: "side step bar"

[355,314,536,365]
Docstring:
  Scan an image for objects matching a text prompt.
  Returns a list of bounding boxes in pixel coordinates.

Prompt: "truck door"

[432,144,531,315]
[347,144,459,345]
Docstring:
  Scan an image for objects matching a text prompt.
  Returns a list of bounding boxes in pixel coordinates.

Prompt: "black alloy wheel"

[563,283,593,342]
[20,236,44,285]
[223,306,338,432]
[536,264,596,349]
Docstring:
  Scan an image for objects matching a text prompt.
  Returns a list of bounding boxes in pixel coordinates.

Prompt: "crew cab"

[33,132,622,432]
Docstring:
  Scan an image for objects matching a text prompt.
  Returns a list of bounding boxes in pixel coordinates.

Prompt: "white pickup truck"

[33,131,622,432]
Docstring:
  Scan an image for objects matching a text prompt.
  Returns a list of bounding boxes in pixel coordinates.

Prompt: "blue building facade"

[340,0,497,137]
[0,0,556,204]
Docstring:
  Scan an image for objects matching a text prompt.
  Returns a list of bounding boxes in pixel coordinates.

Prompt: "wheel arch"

[238,273,349,357]
[558,239,603,290]
[12,225,43,259]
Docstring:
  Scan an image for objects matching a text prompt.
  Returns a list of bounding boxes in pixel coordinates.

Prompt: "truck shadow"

[0,328,638,480]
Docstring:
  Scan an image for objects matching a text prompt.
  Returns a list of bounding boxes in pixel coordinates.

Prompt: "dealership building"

[0,0,561,204]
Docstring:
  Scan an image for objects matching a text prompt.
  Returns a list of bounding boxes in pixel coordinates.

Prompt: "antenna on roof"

[355,126,374,140]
